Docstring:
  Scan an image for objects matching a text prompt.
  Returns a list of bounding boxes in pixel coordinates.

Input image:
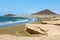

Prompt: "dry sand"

[0,24,60,40]
[0,34,43,40]
[0,34,60,40]
[41,35,60,40]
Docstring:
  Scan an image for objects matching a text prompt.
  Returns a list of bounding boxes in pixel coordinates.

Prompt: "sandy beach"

[0,16,60,40]
[0,17,60,40]
[0,34,60,40]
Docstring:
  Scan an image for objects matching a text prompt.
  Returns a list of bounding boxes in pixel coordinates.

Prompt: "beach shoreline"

[0,16,60,40]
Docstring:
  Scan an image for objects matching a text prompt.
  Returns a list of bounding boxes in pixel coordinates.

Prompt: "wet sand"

[0,24,25,35]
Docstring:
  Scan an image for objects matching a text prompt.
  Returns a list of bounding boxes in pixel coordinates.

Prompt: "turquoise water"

[0,16,39,27]
[0,16,28,22]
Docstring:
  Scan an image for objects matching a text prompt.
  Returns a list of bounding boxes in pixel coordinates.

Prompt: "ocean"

[0,16,39,27]
[0,16,28,22]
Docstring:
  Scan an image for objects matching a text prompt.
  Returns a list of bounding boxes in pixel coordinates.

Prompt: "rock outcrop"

[26,24,60,36]
[25,24,48,35]
[4,14,16,16]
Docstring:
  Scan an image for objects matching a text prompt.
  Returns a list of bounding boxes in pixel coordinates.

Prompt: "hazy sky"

[0,0,60,16]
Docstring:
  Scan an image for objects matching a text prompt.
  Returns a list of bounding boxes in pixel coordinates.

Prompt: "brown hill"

[32,9,58,15]
[4,14,16,16]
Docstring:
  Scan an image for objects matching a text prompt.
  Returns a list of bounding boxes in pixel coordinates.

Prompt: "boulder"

[25,24,48,35]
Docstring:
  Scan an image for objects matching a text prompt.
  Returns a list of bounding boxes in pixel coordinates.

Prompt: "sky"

[0,0,60,16]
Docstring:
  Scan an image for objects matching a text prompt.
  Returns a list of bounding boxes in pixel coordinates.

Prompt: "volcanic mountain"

[32,9,58,15]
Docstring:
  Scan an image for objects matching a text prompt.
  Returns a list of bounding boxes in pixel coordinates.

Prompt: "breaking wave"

[0,17,39,27]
